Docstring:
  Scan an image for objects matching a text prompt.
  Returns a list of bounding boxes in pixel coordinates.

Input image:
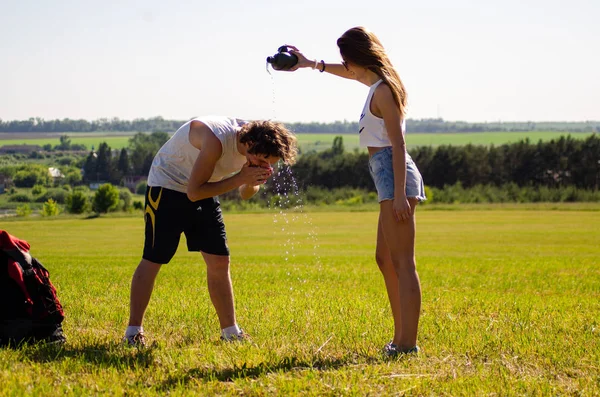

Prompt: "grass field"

[1,208,599,395]
[0,131,595,151]
[298,131,596,152]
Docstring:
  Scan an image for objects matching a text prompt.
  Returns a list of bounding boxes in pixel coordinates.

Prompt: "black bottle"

[266,45,298,71]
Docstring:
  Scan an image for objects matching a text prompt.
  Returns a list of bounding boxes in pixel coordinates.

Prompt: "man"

[123,116,297,346]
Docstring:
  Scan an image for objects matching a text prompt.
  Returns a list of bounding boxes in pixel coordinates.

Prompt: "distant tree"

[93,183,120,213]
[13,164,51,187]
[119,189,133,211]
[136,180,148,195]
[83,151,97,182]
[32,184,47,196]
[55,135,72,151]
[117,148,130,176]
[66,190,89,214]
[95,142,113,181]
[41,198,60,216]
[332,136,344,155]
[128,132,168,175]
[16,204,32,217]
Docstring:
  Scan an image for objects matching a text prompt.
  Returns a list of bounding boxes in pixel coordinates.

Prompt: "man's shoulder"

[192,116,238,130]
[189,120,223,153]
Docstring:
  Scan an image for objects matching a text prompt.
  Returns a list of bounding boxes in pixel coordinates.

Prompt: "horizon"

[1,116,600,125]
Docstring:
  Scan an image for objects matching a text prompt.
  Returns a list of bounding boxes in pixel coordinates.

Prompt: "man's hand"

[239,161,273,186]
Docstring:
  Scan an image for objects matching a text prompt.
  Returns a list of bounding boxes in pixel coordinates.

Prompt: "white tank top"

[358,79,406,148]
[147,116,247,193]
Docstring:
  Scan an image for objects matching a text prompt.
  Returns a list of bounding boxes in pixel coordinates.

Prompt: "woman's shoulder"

[372,81,395,103]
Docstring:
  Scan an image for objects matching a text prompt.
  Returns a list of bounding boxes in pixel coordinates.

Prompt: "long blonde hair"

[337,27,408,119]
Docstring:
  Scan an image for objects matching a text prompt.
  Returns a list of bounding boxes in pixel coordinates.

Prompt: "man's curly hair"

[239,120,298,165]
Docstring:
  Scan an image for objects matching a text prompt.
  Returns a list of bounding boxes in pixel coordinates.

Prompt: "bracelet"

[319,60,325,73]
[312,59,318,70]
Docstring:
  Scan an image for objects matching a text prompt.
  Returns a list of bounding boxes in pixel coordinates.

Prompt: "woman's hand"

[283,44,315,71]
[393,195,412,222]
[239,161,273,186]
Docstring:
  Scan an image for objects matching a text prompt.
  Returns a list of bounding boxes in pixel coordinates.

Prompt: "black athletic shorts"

[142,186,229,264]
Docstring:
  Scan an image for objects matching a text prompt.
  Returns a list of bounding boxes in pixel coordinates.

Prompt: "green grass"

[1,208,599,395]
[0,136,132,150]
[299,131,596,152]
[0,131,595,151]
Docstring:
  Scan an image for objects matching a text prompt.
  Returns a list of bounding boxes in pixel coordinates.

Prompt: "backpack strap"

[4,248,34,277]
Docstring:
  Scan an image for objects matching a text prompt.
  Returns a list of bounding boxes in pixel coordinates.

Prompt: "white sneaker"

[220,330,251,342]
[122,331,146,347]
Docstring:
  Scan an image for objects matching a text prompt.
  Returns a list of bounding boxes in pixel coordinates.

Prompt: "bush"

[13,166,51,187]
[73,186,90,193]
[93,184,120,213]
[335,195,364,206]
[136,181,148,195]
[422,185,434,204]
[16,204,32,217]
[63,167,83,185]
[35,188,69,204]
[66,190,90,214]
[427,183,600,204]
[119,189,133,211]
[31,184,47,196]
[57,157,74,166]
[9,193,32,203]
[133,201,144,210]
[41,199,60,216]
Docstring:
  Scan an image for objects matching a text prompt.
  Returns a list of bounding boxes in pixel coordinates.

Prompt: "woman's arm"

[373,84,412,222]
[186,121,270,201]
[285,45,355,80]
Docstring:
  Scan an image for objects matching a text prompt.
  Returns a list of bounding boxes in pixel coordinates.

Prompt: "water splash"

[268,164,321,270]
[266,62,277,121]
[264,64,320,281]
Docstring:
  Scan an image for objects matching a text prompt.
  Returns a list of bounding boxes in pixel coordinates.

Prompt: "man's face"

[247,153,280,170]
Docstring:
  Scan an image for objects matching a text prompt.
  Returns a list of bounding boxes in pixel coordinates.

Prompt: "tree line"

[3,133,599,190]
[81,132,170,183]
[2,133,599,209]
[291,135,600,191]
[1,117,599,133]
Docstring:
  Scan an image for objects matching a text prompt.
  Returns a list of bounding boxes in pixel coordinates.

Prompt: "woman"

[288,27,426,356]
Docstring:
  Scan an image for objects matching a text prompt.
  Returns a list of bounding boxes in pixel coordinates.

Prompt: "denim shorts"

[368,146,427,203]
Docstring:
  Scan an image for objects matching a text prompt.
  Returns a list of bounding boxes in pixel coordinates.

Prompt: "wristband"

[319,60,325,73]
[312,59,318,70]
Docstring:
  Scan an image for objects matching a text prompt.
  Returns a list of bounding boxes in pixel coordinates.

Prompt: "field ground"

[0,131,596,151]
[1,208,598,395]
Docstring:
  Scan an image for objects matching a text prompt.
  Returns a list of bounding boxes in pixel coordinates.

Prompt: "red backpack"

[0,229,65,346]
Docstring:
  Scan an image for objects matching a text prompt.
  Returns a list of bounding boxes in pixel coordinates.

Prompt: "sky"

[1,0,599,124]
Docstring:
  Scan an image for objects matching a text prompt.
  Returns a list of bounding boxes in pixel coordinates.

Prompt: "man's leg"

[201,252,236,330]
[125,186,181,345]
[128,258,162,327]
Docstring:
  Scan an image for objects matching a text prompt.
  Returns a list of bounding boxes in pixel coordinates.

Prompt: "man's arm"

[239,184,260,200]
[186,121,270,202]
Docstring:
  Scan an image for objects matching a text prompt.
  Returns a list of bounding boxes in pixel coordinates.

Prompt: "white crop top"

[147,116,247,193]
[358,79,406,148]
